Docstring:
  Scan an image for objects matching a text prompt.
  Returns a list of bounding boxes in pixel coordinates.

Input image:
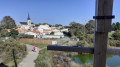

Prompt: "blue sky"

[0,0,120,25]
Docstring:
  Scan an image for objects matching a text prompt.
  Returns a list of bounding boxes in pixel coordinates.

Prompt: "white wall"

[25,32,37,38]
[42,35,64,38]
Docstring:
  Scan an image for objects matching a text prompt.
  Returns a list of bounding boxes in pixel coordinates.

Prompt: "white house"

[53,29,60,33]
[54,32,64,38]
[61,28,69,32]
[42,35,62,38]
[54,32,64,35]
[25,31,41,38]
[38,24,51,29]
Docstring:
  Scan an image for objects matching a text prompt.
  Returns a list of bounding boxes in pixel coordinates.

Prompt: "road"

[18,44,45,67]
[57,36,78,46]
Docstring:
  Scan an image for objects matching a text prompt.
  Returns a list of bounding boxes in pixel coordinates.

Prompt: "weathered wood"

[94,0,113,67]
[47,45,120,55]
[95,0,113,32]
[93,32,108,67]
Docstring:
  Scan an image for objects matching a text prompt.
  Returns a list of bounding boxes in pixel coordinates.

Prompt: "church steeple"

[27,13,31,25]
[27,13,30,20]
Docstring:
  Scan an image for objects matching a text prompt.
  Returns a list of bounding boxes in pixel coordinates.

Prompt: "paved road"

[18,44,45,67]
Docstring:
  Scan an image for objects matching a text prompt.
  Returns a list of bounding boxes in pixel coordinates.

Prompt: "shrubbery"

[50,31,54,35]
[18,34,34,38]
[108,40,120,47]
[0,39,27,66]
[0,29,9,37]
[112,30,120,40]
[9,29,19,39]
[34,49,52,67]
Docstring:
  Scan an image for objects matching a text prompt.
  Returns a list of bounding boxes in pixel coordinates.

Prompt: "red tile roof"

[29,31,40,33]
[43,29,53,31]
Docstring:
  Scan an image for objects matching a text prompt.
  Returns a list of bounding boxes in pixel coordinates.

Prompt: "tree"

[85,20,95,34]
[0,29,9,37]
[9,29,19,39]
[18,34,34,38]
[0,16,16,29]
[112,30,120,40]
[54,24,62,27]
[69,22,84,38]
[116,22,120,30]
[50,31,54,35]
[111,23,117,31]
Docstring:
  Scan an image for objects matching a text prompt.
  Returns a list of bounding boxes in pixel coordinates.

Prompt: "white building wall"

[42,35,64,38]
[25,32,37,38]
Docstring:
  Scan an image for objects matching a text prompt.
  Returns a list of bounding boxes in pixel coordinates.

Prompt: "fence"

[18,38,57,45]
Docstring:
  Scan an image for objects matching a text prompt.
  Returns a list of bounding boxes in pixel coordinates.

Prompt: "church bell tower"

[27,13,31,25]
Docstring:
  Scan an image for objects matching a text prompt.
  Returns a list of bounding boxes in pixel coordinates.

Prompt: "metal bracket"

[93,15,115,19]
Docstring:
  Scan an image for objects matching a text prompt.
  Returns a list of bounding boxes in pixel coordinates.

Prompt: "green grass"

[34,48,52,67]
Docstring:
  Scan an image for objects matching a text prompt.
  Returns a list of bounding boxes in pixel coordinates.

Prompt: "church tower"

[27,13,31,25]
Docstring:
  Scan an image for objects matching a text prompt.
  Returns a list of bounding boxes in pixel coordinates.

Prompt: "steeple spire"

[27,13,30,20]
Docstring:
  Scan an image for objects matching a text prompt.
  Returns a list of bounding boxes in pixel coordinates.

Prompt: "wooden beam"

[95,0,113,32]
[47,45,120,55]
[93,32,108,67]
[47,45,94,53]
[94,0,113,67]
[107,49,120,55]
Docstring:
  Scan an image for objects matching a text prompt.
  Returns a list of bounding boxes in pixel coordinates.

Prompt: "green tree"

[54,24,62,27]
[112,30,120,40]
[69,22,84,38]
[0,16,16,29]
[9,29,19,39]
[85,20,95,34]
[111,23,117,31]
[0,39,27,66]
[116,22,120,30]
[42,23,52,27]
[0,29,9,37]
[50,31,54,35]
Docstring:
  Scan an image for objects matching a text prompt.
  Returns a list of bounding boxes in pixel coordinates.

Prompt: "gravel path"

[18,44,45,67]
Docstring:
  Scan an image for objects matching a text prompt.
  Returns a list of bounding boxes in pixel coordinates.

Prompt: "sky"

[0,0,120,26]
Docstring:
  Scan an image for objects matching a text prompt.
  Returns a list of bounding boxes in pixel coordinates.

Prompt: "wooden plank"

[94,0,113,67]
[95,0,113,32]
[47,45,120,55]
[93,32,108,67]
[47,45,94,53]
[107,49,120,55]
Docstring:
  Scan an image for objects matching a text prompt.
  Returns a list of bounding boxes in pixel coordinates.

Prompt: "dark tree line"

[111,22,120,31]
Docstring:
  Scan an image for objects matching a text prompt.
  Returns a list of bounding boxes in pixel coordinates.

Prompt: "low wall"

[18,38,57,45]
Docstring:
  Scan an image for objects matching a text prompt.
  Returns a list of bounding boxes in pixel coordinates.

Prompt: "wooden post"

[93,0,113,67]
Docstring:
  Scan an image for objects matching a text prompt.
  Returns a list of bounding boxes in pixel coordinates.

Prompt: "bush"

[50,31,54,35]
[0,29,9,37]
[108,40,120,47]
[0,39,27,66]
[9,29,19,39]
[85,34,94,43]
[34,49,52,67]
[112,30,120,40]
[77,41,90,47]
[18,34,34,38]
